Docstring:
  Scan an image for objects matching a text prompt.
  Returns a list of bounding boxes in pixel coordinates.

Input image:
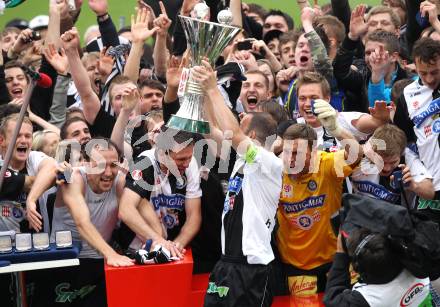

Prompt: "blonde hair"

[370,124,406,157]
[0,113,32,137]
[32,130,59,154]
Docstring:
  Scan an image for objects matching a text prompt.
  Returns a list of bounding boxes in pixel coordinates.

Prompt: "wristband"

[97,13,109,22]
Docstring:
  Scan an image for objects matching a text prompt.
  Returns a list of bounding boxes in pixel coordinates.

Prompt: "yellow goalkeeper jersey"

[276,150,355,270]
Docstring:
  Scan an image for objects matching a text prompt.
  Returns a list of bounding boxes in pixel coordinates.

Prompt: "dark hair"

[365,30,399,54]
[413,37,440,64]
[60,117,89,140]
[66,107,85,121]
[0,103,21,119]
[278,30,301,48]
[118,26,131,35]
[245,112,278,147]
[139,79,166,94]
[83,137,122,162]
[282,123,317,149]
[156,126,197,152]
[247,3,268,21]
[4,60,29,82]
[391,78,413,103]
[314,15,346,45]
[264,10,294,30]
[348,228,403,284]
[257,100,289,125]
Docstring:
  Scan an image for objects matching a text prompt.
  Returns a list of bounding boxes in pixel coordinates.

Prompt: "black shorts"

[26,258,106,307]
[204,256,272,307]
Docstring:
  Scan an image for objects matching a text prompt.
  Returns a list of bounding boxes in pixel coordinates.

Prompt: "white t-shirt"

[297,112,369,151]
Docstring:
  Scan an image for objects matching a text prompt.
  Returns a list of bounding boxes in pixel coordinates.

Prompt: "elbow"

[118,204,129,222]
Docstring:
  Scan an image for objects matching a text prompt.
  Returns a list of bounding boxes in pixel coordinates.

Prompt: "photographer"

[324,230,432,307]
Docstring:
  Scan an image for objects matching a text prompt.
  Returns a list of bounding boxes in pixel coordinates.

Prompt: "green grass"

[0,0,381,44]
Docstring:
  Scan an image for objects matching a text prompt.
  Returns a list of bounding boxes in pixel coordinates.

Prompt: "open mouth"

[12,88,23,96]
[299,55,309,64]
[16,146,28,154]
[94,78,101,88]
[247,96,258,108]
[100,177,113,184]
[304,108,314,116]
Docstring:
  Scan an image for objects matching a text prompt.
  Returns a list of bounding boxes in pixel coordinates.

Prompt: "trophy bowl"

[166,14,241,134]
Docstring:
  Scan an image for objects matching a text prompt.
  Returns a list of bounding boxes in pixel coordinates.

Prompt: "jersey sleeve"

[327,150,356,179]
[185,158,202,199]
[405,148,433,183]
[125,156,155,199]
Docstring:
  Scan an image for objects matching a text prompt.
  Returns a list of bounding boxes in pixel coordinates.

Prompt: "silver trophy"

[166,7,240,134]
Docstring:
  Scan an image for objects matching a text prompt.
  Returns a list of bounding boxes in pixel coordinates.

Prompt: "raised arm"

[110,83,139,155]
[313,99,363,164]
[302,7,334,82]
[62,170,134,267]
[152,1,172,80]
[230,0,243,28]
[192,60,252,154]
[61,28,101,124]
[333,5,368,92]
[88,0,119,48]
[124,7,159,83]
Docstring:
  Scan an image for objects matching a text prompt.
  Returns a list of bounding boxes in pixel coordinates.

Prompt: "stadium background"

[0,0,381,44]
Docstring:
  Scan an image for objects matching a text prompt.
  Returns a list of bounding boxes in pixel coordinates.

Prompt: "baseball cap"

[29,15,49,31]
[5,18,29,30]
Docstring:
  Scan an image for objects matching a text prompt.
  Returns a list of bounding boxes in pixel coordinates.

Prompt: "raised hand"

[301,7,315,32]
[348,5,368,41]
[11,29,34,55]
[251,39,269,57]
[131,7,160,43]
[49,0,69,17]
[191,59,217,93]
[153,1,172,37]
[313,99,342,137]
[88,0,108,16]
[181,0,200,16]
[137,0,156,27]
[369,100,393,124]
[166,55,186,88]
[228,50,258,71]
[369,44,391,83]
[43,43,69,75]
[97,47,115,79]
[420,1,440,26]
[60,27,81,52]
[121,83,140,111]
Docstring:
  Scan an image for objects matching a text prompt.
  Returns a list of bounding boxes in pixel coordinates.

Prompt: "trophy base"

[167,115,210,134]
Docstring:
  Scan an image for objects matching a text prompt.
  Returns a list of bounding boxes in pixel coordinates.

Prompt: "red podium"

[105,251,325,307]
[105,250,193,307]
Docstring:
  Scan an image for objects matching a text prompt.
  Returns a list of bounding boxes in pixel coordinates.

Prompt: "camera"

[237,40,253,51]
[22,31,41,44]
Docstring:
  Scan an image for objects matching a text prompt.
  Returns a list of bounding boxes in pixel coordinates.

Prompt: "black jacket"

[323,253,369,307]
[333,36,409,113]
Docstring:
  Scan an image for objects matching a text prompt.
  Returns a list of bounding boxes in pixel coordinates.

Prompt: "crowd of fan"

[1,0,440,306]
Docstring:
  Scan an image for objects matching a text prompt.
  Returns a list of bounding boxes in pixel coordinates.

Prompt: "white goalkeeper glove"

[313,99,342,138]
